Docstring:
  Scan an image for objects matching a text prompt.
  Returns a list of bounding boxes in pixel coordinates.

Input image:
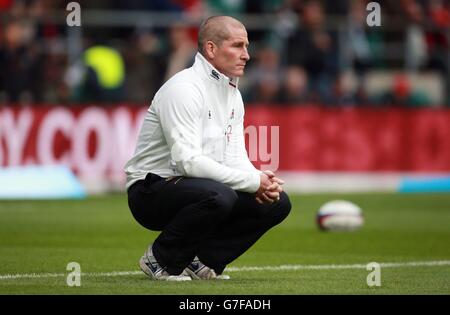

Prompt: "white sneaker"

[184,257,230,280]
[139,245,191,281]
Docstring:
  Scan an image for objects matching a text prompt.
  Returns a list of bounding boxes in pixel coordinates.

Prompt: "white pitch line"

[0,272,66,280]
[1,260,450,281]
[225,260,450,271]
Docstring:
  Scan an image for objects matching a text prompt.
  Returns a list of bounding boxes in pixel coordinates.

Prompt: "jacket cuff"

[247,171,261,193]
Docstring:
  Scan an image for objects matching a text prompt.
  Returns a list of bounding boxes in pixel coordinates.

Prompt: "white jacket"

[124,52,261,192]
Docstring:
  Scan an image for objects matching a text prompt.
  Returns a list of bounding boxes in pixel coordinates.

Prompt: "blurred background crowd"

[0,0,449,107]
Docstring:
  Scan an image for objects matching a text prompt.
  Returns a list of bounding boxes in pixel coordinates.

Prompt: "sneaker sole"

[166,275,192,281]
[185,269,230,280]
[140,257,191,281]
[184,266,221,280]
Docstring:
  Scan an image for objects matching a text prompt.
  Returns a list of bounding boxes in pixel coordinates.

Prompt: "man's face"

[210,25,250,78]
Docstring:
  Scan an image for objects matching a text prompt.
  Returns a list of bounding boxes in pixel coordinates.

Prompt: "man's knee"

[200,180,238,218]
[273,191,291,223]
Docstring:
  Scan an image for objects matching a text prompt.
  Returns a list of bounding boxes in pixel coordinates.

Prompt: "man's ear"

[205,41,216,59]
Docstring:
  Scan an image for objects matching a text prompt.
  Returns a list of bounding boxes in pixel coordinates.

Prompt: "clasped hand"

[255,170,285,204]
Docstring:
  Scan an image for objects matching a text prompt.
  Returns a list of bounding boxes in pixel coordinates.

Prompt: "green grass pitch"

[0,193,449,294]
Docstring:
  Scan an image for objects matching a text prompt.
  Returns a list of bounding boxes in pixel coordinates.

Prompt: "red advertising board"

[1,105,450,184]
[244,106,450,172]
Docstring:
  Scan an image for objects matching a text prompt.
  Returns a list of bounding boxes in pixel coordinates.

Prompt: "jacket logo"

[208,110,212,119]
[226,125,233,144]
[211,70,220,80]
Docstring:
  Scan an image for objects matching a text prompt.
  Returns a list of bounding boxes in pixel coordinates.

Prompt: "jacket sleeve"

[156,83,260,193]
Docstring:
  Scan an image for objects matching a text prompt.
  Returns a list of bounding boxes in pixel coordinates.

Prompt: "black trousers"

[127,173,291,275]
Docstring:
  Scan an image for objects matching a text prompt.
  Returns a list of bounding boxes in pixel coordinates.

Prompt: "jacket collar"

[193,52,239,89]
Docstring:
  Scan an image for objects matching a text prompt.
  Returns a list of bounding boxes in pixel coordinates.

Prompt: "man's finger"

[267,184,283,193]
[264,171,285,185]
[265,190,280,199]
[271,177,285,185]
[266,183,283,193]
[266,182,279,191]
[261,192,274,203]
[264,170,275,178]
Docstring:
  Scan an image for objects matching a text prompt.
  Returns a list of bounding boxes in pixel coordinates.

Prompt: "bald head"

[197,16,250,78]
[198,16,246,55]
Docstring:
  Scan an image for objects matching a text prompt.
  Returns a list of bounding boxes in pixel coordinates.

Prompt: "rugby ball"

[317,200,364,231]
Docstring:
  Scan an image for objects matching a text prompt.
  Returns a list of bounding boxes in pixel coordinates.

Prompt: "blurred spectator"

[65,43,126,103]
[346,0,373,75]
[424,0,449,75]
[0,18,43,104]
[243,45,283,103]
[278,66,309,104]
[245,0,285,13]
[244,0,286,42]
[262,0,301,60]
[401,0,428,71]
[27,0,68,103]
[426,0,450,106]
[339,0,378,107]
[123,30,166,103]
[329,72,355,106]
[42,38,70,103]
[112,0,182,11]
[205,0,245,15]
[164,24,197,81]
[286,0,338,104]
[0,0,13,11]
[428,0,450,28]
[376,74,431,107]
[0,0,448,106]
